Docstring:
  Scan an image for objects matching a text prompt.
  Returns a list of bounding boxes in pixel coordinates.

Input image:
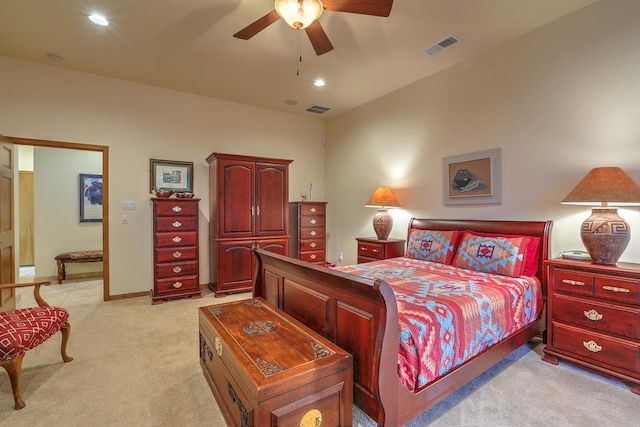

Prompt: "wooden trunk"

[199,297,353,427]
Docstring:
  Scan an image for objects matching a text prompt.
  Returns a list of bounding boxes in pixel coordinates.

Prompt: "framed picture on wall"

[149,159,193,193]
[443,148,502,205]
[79,173,103,222]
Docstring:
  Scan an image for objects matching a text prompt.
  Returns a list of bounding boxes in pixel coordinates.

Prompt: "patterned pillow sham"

[452,232,528,277]
[406,229,461,264]
[465,231,540,276]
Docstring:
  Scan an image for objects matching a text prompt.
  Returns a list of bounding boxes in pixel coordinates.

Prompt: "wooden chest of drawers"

[151,198,202,304]
[289,202,327,265]
[199,297,353,426]
[356,237,405,264]
[543,258,640,394]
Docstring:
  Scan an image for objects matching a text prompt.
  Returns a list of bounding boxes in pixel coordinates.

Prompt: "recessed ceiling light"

[88,13,109,27]
[284,99,298,106]
[314,79,326,87]
[46,53,63,62]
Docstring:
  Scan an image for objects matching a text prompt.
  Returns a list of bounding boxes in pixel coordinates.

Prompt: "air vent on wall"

[424,35,461,56]
[305,104,331,114]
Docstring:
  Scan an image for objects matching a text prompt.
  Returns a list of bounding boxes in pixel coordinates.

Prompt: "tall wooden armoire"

[207,153,292,297]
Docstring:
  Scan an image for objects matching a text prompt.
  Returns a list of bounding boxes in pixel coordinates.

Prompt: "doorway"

[10,137,110,301]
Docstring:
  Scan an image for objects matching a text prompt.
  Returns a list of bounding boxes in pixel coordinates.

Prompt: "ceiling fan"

[233,0,393,56]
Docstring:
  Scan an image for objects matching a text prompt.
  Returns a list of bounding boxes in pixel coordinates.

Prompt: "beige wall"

[33,147,103,278]
[0,58,325,296]
[324,0,640,265]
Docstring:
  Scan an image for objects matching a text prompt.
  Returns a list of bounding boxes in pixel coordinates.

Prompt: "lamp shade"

[365,187,401,209]
[562,167,640,206]
[275,0,323,30]
[562,167,640,265]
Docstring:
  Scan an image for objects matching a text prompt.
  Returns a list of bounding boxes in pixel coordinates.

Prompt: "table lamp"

[365,187,401,240]
[562,167,640,264]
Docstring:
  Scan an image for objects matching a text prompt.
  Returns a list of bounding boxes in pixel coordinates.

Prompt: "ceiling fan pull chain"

[296,30,302,76]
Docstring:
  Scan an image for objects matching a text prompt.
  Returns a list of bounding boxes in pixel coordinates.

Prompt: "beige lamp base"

[581,207,630,265]
[372,209,393,241]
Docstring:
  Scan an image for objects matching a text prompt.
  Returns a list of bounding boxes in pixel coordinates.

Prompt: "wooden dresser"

[289,201,327,265]
[207,153,292,297]
[356,237,405,264]
[199,297,353,426]
[150,197,201,304]
[543,258,640,393]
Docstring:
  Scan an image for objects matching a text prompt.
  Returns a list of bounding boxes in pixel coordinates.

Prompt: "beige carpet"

[2,281,639,426]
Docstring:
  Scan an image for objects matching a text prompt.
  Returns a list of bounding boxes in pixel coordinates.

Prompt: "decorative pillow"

[452,232,528,277]
[406,229,461,264]
[465,231,540,276]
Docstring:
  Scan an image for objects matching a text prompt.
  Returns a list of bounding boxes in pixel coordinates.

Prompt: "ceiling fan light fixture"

[275,0,323,30]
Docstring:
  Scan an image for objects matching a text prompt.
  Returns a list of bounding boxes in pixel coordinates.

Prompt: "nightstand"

[543,258,640,394]
[356,237,405,264]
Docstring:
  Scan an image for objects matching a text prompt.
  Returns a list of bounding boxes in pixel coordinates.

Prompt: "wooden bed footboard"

[254,218,552,426]
[253,249,400,425]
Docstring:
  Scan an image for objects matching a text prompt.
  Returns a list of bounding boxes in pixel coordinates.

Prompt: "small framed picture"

[79,173,103,222]
[150,159,193,193]
[443,148,502,205]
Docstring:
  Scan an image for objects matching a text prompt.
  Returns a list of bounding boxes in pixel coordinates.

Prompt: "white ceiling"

[0,0,599,119]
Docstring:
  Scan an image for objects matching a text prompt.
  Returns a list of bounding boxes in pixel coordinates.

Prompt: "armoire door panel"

[255,163,288,236]
[219,161,254,238]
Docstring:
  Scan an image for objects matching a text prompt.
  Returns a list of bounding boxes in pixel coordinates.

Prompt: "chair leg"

[0,353,26,409]
[60,321,73,363]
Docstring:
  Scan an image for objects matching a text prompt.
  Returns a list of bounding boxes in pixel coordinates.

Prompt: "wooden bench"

[54,250,103,284]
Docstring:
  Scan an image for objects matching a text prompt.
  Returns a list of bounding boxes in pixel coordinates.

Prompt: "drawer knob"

[172,236,182,243]
[562,279,585,286]
[583,340,602,353]
[603,285,630,293]
[310,207,317,213]
[173,266,182,273]
[173,251,182,258]
[310,219,317,224]
[584,309,603,321]
[172,221,182,228]
[372,249,380,253]
[310,231,317,236]
[172,281,183,289]
[172,206,182,212]
[360,247,367,251]
[310,254,317,260]
[310,242,317,248]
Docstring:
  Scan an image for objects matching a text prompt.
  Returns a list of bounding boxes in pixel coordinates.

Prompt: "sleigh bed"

[253,218,552,426]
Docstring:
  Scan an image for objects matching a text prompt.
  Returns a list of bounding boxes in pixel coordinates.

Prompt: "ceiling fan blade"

[321,0,393,17]
[305,20,334,55]
[233,10,281,40]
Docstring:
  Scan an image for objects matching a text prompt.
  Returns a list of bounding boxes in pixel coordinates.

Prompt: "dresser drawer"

[155,246,197,263]
[300,215,324,227]
[155,260,198,278]
[155,275,199,294]
[552,268,594,296]
[155,231,198,247]
[300,250,325,263]
[595,275,640,305]
[358,242,384,260]
[155,216,197,232]
[300,239,325,251]
[551,323,640,374]
[154,201,199,217]
[553,294,640,339]
[300,203,326,216]
[300,227,324,239]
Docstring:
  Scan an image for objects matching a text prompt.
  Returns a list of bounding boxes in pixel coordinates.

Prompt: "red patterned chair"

[0,280,72,409]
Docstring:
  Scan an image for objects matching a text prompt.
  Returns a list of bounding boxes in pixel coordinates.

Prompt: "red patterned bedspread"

[336,257,541,391]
